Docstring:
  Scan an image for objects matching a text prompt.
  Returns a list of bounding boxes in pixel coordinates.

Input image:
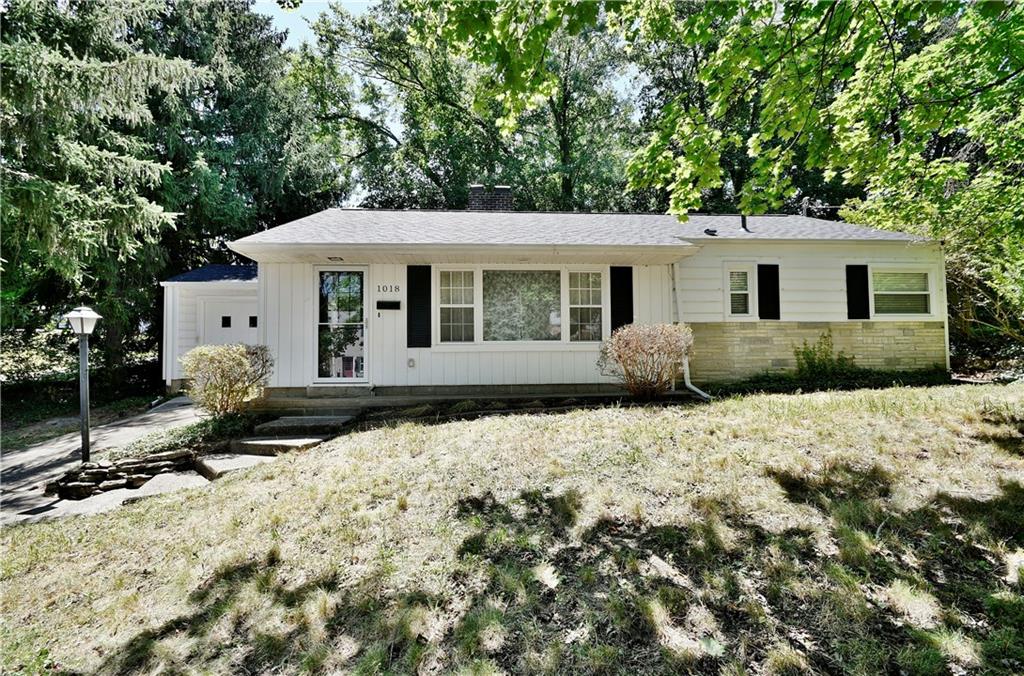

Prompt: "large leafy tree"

[295,0,647,211]
[409,0,1024,344]
[294,0,508,209]
[130,0,349,372]
[517,28,646,212]
[628,1,862,215]
[136,0,348,366]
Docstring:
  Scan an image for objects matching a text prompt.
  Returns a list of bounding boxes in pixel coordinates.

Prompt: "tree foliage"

[294,0,649,211]
[143,0,348,274]
[1,0,206,328]
[2,0,349,374]
[408,0,1024,344]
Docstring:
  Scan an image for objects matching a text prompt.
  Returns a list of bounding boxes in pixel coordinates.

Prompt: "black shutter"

[757,264,780,320]
[407,265,431,347]
[846,265,870,319]
[610,266,634,332]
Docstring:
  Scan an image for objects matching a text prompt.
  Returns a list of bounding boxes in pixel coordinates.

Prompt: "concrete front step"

[251,399,368,415]
[254,416,355,437]
[196,454,277,480]
[229,436,327,456]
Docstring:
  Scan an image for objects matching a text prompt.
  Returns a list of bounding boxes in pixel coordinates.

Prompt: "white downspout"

[682,355,711,401]
[670,260,711,401]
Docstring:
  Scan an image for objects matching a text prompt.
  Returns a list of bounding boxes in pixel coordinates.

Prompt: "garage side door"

[201,299,258,346]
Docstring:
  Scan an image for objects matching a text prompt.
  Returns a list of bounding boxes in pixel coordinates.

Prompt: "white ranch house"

[161,194,948,402]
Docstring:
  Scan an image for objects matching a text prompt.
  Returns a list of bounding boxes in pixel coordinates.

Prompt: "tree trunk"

[100,317,126,392]
[549,85,574,211]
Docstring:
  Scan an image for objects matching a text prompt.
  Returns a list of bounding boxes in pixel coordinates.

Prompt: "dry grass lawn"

[2,383,1023,674]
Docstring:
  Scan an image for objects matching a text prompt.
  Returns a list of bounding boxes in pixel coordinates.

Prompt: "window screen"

[439,270,475,342]
[569,271,602,341]
[729,270,750,315]
[873,271,930,314]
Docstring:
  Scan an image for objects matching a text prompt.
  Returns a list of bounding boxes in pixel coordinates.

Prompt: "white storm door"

[316,269,367,381]
[201,300,258,346]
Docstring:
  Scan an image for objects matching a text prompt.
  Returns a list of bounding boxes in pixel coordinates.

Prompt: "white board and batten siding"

[674,240,947,323]
[258,263,316,388]
[259,262,676,389]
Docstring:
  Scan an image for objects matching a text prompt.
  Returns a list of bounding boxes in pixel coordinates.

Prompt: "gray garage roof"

[229,209,923,248]
[164,264,257,283]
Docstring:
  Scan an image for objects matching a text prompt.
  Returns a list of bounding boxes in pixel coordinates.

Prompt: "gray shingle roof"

[229,209,923,248]
[165,264,257,283]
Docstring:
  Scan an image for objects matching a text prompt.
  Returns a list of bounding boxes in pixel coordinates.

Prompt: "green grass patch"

[1,383,1022,673]
[105,411,264,461]
[1,395,155,451]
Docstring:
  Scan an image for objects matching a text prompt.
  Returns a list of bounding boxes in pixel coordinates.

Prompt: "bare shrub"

[180,344,273,415]
[598,323,694,398]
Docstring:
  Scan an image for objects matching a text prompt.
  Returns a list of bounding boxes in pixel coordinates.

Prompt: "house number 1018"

[377,284,400,293]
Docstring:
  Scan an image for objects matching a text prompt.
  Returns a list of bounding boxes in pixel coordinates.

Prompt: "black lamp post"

[63,306,101,463]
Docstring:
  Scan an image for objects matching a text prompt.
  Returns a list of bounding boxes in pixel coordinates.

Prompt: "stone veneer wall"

[687,321,947,383]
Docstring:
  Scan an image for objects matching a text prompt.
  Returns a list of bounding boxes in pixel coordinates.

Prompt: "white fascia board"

[159,280,258,287]
[683,237,933,245]
[227,241,700,265]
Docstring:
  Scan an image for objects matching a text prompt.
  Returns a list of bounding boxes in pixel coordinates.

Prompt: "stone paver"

[228,436,326,456]
[195,453,277,480]
[1,397,203,521]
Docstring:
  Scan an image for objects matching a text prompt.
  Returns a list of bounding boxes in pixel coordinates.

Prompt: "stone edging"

[45,449,196,500]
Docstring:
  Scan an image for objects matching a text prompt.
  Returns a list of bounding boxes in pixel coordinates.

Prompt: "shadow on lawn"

[92,544,444,675]
[974,407,1024,456]
[93,469,1023,675]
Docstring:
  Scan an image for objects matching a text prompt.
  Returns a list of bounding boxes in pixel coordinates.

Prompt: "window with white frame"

[872,270,930,314]
[727,267,753,316]
[439,270,475,342]
[569,271,602,341]
[483,270,561,341]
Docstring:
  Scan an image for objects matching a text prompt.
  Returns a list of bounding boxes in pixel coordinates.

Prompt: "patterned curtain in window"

[483,270,561,341]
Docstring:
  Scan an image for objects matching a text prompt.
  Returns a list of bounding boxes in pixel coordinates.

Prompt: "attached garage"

[160,264,258,389]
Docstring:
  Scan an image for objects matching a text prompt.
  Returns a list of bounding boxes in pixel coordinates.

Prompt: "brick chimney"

[468,184,513,211]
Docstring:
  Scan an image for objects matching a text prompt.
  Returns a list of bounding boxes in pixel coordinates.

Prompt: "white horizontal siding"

[258,242,946,390]
[675,241,945,323]
[163,283,259,381]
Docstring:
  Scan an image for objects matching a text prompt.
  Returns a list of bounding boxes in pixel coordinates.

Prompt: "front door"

[317,269,367,381]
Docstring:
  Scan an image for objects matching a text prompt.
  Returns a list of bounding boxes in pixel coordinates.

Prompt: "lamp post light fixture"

[63,306,102,462]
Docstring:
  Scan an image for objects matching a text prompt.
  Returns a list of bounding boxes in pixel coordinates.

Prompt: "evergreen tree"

[1,0,205,361]
[2,0,348,374]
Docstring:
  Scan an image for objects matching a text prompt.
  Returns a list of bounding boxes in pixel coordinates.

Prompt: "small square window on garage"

[249,315,258,328]
[221,316,231,328]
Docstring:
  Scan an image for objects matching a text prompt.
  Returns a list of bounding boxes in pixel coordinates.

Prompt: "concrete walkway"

[1,397,203,522]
